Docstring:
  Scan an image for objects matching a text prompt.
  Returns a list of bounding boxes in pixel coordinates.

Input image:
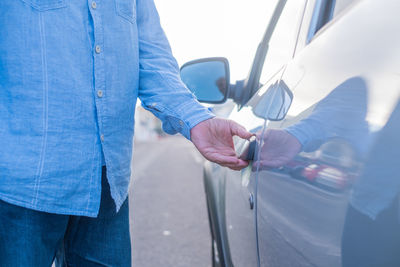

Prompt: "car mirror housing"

[180,57,230,104]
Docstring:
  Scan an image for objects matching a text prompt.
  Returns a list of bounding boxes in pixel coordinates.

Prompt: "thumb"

[229,120,253,140]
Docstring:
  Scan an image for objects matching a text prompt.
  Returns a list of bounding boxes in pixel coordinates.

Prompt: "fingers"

[210,153,240,165]
[225,159,249,171]
[209,153,249,171]
[229,120,253,140]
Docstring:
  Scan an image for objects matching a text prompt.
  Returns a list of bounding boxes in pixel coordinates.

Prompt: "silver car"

[181,0,400,266]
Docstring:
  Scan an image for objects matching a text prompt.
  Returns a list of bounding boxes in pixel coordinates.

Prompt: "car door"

[255,0,400,266]
[223,1,307,266]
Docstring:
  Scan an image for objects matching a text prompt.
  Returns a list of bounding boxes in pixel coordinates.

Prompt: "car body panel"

[256,1,400,266]
[202,0,400,266]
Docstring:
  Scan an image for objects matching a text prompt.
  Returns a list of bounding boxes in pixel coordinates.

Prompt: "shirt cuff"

[285,118,327,150]
[174,100,215,140]
[285,126,309,148]
[142,99,215,140]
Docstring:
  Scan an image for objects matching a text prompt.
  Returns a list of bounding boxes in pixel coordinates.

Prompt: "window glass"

[311,0,335,38]
[259,0,306,84]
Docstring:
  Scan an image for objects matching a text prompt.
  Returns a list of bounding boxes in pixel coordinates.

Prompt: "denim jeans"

[0,167,131,267]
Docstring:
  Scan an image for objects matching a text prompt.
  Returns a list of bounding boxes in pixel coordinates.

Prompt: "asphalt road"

[129,136,211,267]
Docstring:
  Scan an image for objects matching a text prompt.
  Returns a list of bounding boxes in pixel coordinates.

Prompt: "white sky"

[154,0,272,81]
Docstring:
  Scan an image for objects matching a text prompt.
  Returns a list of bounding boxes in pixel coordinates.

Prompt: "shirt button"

[95,45,101,54]
[97,90,103,98]
[91,1,97,9]
[179,120,184,126]
[100,134,105,142]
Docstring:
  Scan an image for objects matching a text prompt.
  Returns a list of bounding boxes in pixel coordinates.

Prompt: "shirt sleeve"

[286,77,369,153]
[136,0,215,140]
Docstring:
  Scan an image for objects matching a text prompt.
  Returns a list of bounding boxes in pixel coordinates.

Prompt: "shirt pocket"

[21,0,66,11]
[115,0,136,23]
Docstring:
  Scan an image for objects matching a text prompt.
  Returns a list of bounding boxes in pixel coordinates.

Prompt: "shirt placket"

[88,0,106,149]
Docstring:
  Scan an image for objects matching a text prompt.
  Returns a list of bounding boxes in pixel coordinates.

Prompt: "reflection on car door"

[255,1,400,266]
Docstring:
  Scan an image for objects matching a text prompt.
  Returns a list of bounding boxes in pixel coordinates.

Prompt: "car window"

[307,0,335,42]
[308,0,358,42]
[259,0,306,85]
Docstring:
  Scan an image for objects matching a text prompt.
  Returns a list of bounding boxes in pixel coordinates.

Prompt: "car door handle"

[249,193,255,210]
[239,136,257,161]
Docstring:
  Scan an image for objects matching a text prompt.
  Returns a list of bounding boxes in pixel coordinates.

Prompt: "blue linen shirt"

[0,0,214,217]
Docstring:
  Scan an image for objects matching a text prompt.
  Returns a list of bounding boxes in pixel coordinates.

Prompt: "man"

[0,1,251,266]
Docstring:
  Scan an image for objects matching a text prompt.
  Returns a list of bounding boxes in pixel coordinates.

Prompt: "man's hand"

[257,129,301,168]
[191,118,253,170]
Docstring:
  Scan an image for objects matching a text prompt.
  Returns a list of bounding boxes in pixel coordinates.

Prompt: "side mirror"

[180,57,230,104]
[250,80,293,121]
